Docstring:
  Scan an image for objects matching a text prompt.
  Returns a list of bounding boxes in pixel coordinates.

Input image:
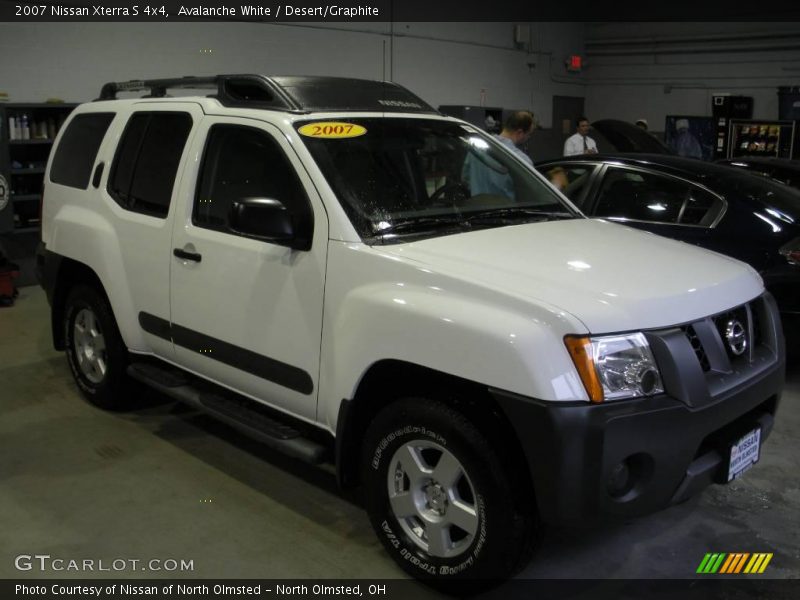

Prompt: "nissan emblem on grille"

[725,319,748,356]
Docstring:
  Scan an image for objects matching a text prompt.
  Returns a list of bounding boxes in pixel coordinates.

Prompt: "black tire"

[63,284,139,410]
[362,398,538,592]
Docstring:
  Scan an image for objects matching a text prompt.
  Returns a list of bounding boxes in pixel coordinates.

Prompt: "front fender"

[318,243,590,430]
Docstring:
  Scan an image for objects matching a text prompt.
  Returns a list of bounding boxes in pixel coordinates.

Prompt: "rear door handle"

[173,248,202,262]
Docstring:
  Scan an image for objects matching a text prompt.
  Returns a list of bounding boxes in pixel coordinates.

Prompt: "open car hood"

[591,119,673,154]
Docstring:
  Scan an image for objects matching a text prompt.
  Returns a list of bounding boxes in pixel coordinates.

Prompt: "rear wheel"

[361,398,538,591]
[64,285,139,410]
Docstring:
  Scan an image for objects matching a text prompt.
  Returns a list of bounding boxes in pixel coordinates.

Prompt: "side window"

[194,125,311,234]
[107,112,193,218]
[50,113,115,189]
[595,167,722,226]
[542,165,594,207]
[680,185,723,225]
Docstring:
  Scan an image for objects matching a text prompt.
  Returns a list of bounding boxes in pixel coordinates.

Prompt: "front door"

[169,117,328,419]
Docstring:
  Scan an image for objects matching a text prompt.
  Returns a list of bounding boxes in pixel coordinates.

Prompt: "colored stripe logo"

[697,553,773,574]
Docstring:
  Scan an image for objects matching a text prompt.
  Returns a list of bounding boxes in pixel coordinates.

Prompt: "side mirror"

[229,197,312,250]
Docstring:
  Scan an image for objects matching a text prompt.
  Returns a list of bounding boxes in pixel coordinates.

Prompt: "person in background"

[635,118,649,131]
[461,111,535,199]
[546,166,569,192]
[494,111,535,166]
[563,116,598,156]
[674,118,703,159]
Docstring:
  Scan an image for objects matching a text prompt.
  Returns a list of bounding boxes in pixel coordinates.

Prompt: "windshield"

[296,118,579,243]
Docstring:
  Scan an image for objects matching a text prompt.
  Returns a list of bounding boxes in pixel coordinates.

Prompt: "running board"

[127,362,328,465]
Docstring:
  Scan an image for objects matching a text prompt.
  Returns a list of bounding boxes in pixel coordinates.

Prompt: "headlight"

[565,333,664,403]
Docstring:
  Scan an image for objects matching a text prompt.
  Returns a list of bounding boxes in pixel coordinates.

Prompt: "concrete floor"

[1,286,798,592]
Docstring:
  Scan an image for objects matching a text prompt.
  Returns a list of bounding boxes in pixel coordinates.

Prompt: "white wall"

[0,21,585,127]
[4,21,800,138]
[584,22,800,131]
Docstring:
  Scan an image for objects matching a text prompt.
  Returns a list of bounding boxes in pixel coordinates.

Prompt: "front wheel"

[361,398,538,591]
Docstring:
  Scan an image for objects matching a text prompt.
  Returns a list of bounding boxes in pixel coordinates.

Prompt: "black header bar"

[2,579,796,599]
[3,0,800,22]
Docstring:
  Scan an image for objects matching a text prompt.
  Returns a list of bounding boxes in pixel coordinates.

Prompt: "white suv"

[37,75,785,589]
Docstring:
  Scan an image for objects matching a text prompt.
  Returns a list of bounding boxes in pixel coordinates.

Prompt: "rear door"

[101,103,202,358]
[585,165,724,247]
[168,117,328,420]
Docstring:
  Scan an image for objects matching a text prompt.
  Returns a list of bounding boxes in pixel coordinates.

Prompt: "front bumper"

[493,293,785,526]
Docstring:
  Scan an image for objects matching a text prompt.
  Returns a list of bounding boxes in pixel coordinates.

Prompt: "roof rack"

[98,75,304,111]
[96,74,438,115]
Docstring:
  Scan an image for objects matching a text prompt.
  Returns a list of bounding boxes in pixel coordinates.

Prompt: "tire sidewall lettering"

[378,491,489,577]
[371,425,447,470]
[371,424,490,578]
[441,494,488,575]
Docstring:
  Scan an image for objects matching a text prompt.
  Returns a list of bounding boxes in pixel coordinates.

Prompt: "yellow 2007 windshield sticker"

[298,122,366,139]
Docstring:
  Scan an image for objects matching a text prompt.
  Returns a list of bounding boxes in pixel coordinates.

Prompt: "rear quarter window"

[49,113,115,189]
[595,167,724,226]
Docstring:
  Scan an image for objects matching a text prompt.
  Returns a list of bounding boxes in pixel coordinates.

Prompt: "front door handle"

[173,248,202,262]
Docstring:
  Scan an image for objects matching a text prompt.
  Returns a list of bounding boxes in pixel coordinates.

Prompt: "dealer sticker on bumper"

[727,428,761,482]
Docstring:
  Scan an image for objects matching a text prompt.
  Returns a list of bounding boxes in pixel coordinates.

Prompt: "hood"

[382,219,763,333]
[591,119,673,154]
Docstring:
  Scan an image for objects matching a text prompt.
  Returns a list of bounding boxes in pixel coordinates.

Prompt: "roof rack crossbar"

[98,76,217,100]
[97,75,303,111]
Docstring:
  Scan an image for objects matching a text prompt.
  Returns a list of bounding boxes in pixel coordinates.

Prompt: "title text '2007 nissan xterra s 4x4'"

[37,75,784,590]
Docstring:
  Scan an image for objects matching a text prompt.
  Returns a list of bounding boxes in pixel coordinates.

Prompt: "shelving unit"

[0,103,77,234]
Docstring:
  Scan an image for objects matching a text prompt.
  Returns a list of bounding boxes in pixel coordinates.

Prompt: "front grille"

[712,305,751,363]
[752,307,763,348]
[681,298,765,373]
[648,293,779,409]
[685,325,711,372]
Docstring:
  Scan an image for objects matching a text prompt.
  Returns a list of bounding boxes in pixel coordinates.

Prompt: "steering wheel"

[429,181,471,206]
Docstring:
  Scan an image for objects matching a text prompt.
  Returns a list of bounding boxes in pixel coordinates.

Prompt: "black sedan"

[537,154,800,325]
[717,156,800,190]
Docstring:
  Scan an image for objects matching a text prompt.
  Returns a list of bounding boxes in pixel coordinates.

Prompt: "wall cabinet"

[0,103,76,233]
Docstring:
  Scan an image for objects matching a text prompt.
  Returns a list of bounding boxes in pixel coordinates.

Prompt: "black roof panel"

[98,74,437,114]
[269,76,436,114]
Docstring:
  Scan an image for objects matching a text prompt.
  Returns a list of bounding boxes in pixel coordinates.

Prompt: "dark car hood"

[591,119,673,154]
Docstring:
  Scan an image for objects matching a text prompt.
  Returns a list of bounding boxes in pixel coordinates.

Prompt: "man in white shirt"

[563,116,598,156]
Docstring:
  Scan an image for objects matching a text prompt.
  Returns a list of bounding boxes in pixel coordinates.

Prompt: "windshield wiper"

[464,207,575,225]
[372,216,467,236]
[370,208,574,242]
